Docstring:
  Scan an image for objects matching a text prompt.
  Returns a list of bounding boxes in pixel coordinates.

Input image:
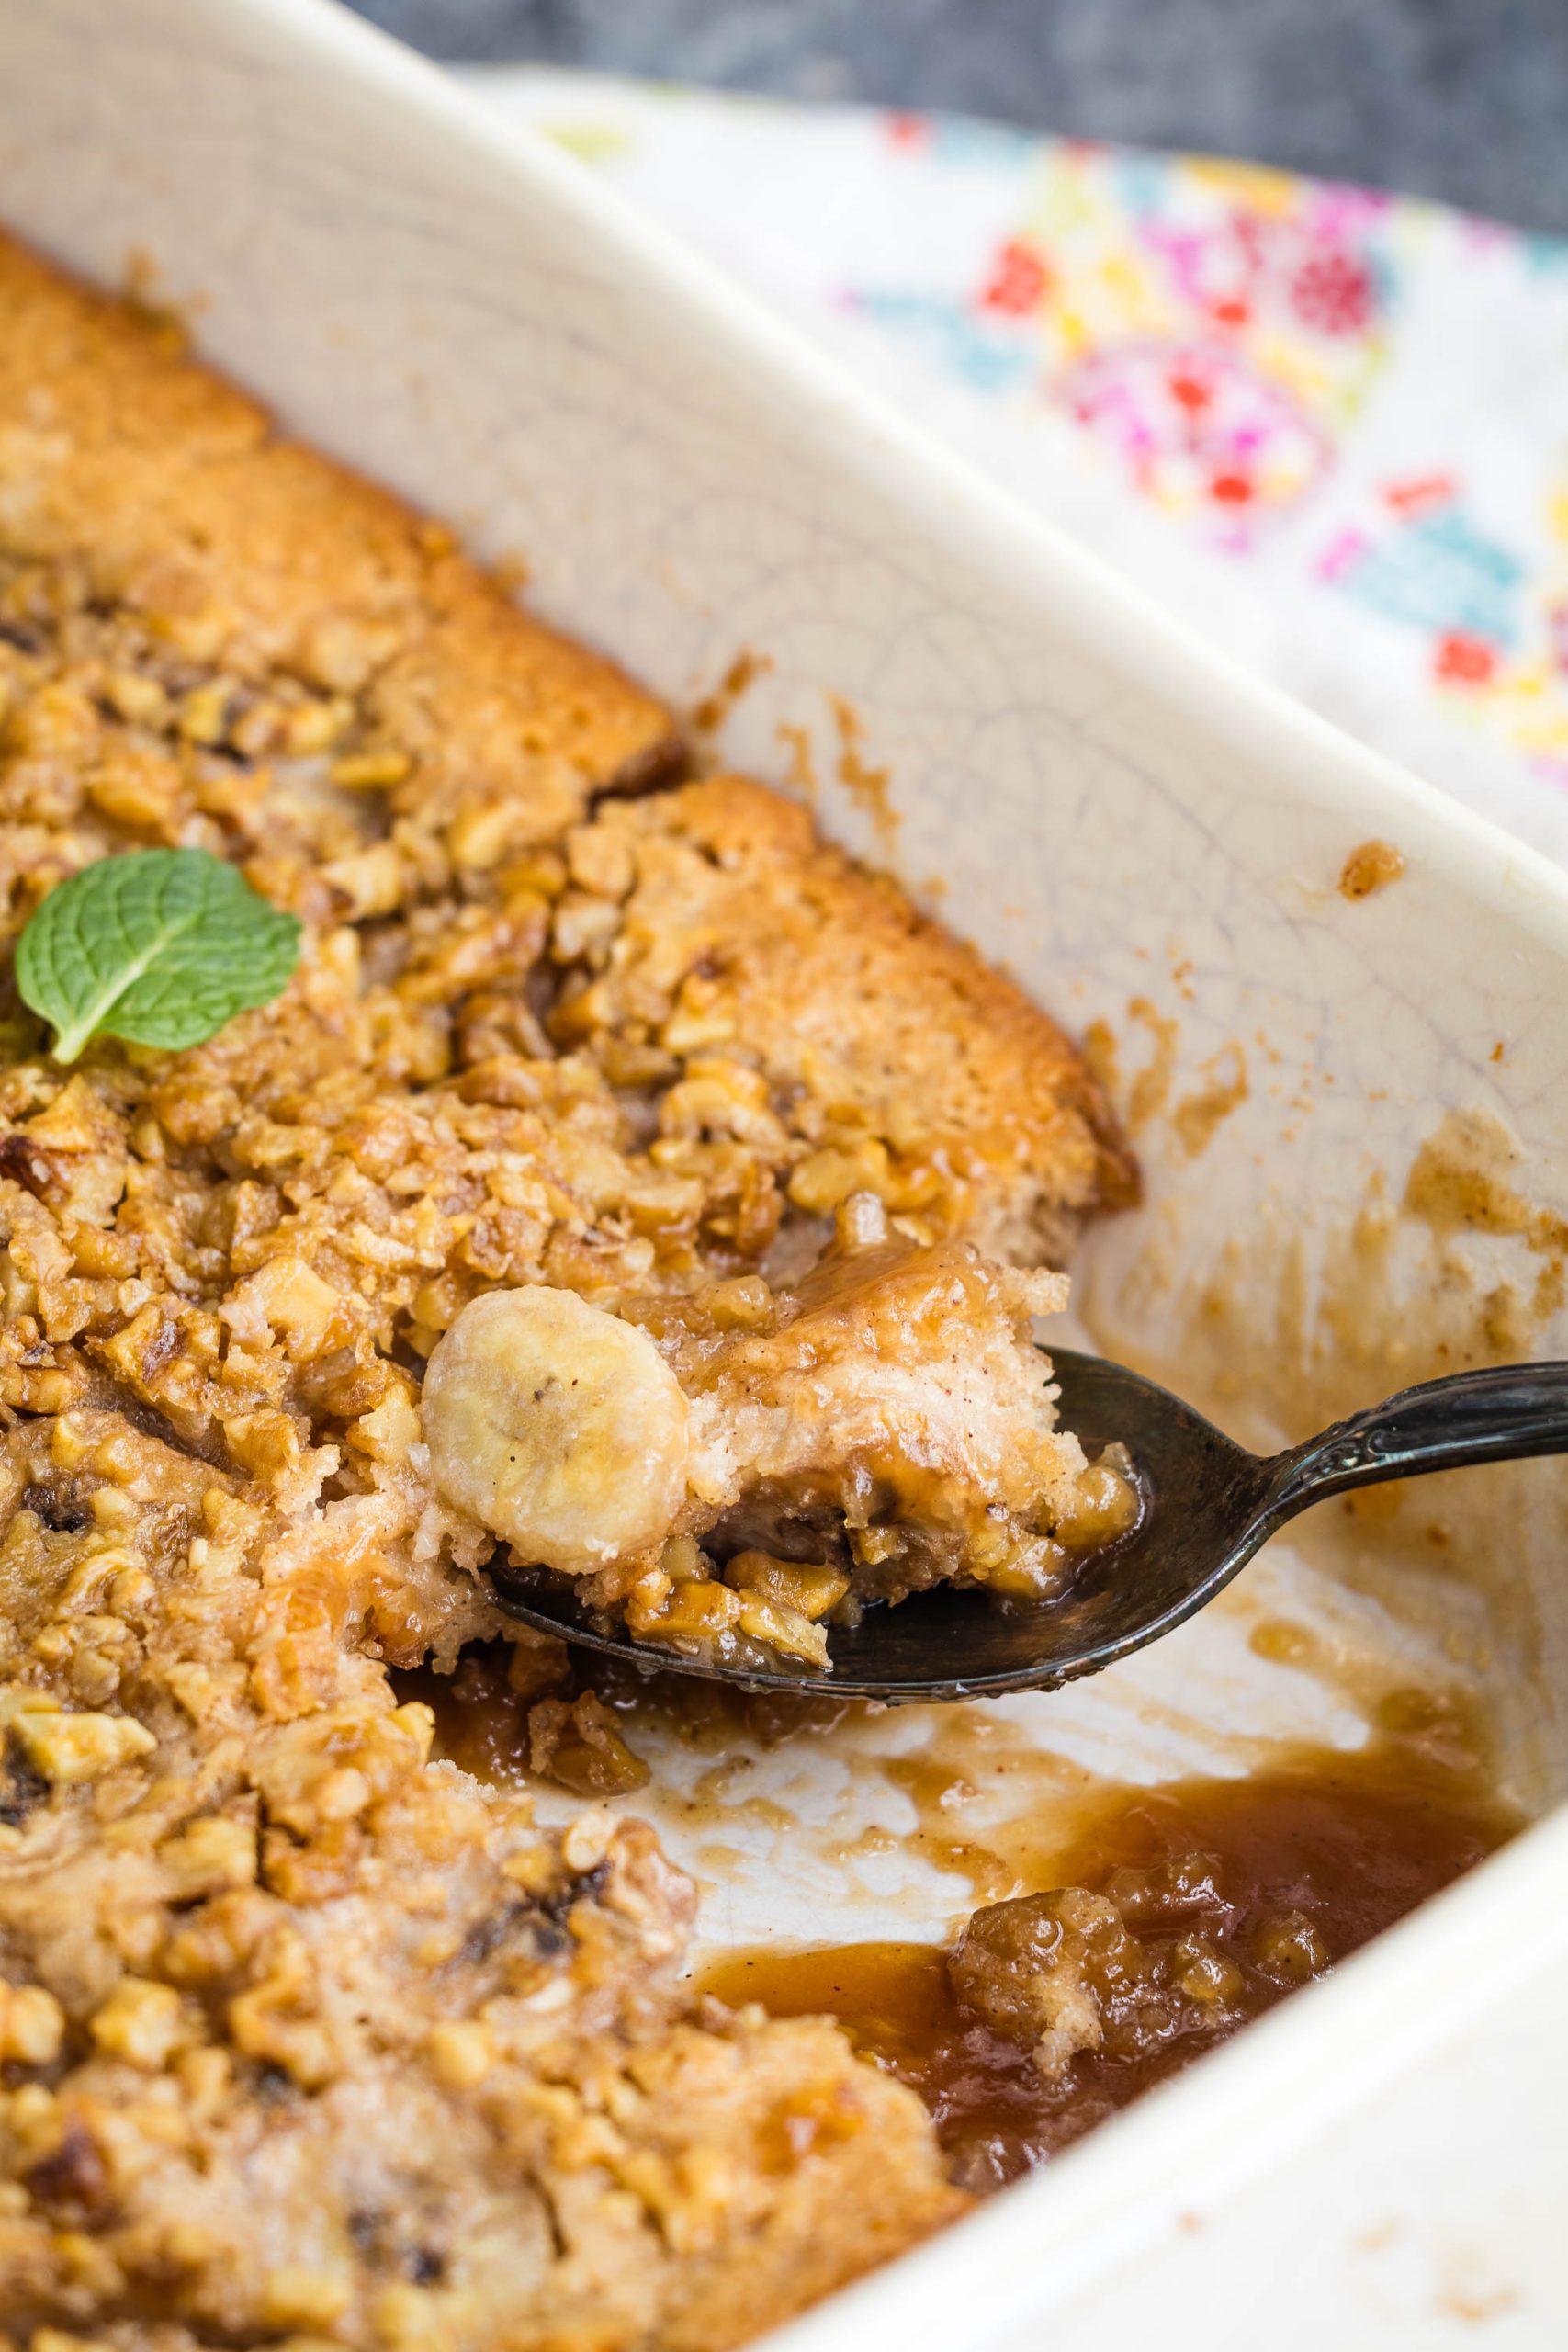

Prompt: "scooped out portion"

[421,1195,1139,1671]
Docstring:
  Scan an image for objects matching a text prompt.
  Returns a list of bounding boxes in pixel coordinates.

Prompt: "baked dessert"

[0,230,1136,2346]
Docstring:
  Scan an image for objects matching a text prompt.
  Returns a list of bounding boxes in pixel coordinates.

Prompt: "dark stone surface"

[348,0,1567,235]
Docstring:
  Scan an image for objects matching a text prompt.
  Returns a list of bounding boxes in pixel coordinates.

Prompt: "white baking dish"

[4,2,1567,2343]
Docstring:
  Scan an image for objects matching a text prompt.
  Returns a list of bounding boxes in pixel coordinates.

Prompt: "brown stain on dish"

[694,1840,749,1879]
[871,1721,1111,1903]
[694,1789,800,1840]
[1088,996,1248,1161]
[691,1757,758,1806]
[691,649,772,736]
[1093,1100,1568,1811]
[907,1839,1021,1909]
[1152,1105,1568,1447]
[121,246,208,351]
[828,695,899,849]
[1168,955,1198,1006]
[1438,2280,1520,2323]
[1123,996,1182,1130]
[1247,1639,1496,1782]
[827,691,902,851]
[883,1752,979,1815]
[697,1729,1517,2193]
[1405,1104,1568,1272]
[1248,1617,1327,1671]
[776,720,819,806]
[1338,840,1406,900]
[1171,1040,1248,1159]
[881,1749,1023,1904]
[1082,1017,1121,1102]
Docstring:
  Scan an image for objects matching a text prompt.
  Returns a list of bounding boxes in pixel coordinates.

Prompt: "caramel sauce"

[406,1644,1518,2194]
[399,1649,536,1791]
[690,649,771,736]
[398,1642,864,1804]
[697,1735,1518,2195]
[585,1654,864,1752]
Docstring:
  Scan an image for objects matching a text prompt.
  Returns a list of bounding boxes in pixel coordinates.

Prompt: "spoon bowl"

[488,1351,1568,1703]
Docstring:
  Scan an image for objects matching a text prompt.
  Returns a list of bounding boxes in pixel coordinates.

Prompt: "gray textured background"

[349,0,1568,235]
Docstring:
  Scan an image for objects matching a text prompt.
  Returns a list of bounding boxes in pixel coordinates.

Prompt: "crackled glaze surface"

[2,5,1568,2348]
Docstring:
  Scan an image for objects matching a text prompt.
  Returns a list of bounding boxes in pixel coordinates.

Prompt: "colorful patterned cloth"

[466,69,1568,864]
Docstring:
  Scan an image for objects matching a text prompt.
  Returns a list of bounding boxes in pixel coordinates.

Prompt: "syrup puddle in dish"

[406,1632,1519,2195]
[695,1727,1517,2192]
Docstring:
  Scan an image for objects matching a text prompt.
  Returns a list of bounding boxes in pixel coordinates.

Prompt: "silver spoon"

[487,1353,1568,1704]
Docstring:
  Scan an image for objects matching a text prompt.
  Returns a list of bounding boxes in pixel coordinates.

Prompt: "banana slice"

[421,1287,691,1573]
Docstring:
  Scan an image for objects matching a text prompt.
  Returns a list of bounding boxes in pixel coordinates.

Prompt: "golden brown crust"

[552,775,1136,1265]
[0,232,682,873]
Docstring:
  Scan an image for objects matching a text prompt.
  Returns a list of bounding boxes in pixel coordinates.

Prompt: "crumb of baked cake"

[0,1410,961,2347]
[0,227,1133,2345]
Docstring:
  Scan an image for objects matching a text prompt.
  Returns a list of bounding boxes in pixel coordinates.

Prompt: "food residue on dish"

[691,648,772,736]
[697,1731,1517,2192]
[829,694,899,848]
[1171,1039,1249,1158]
[1338,839,1406,900]
[1122,994,1184,1129]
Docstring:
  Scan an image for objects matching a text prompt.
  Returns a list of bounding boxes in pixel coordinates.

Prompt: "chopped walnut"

[527,1690,649,1798]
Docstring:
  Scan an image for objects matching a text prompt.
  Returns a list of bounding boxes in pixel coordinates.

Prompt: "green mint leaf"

[14,848,301,1063]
